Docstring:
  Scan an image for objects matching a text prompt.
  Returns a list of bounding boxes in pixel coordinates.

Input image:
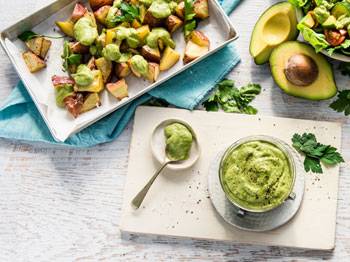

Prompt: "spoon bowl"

[151,119,201,170]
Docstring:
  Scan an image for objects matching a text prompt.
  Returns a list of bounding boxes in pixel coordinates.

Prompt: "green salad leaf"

[292,133,344,173]
[202,80,261,114]
[330,90,350,116]
[297,24,330,52]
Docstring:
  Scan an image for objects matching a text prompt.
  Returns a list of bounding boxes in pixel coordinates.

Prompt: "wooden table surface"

[0,1,349,261]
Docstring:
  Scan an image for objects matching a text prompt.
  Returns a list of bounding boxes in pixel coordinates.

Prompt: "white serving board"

[120,106,342,250]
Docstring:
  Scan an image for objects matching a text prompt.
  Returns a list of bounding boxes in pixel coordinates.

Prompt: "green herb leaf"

[61,41,82,72]
[330,90,350,116]
[292,133,344,174]
[111,2,139,23]
[202,79,261,115]
[304,156,323,174]
[202,100,219,112]
[183,0,197,37]
[18,30,64,42]
[18,31,38,42]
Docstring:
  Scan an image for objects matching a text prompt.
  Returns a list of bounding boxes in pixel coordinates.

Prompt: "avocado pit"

[284,54,319,86]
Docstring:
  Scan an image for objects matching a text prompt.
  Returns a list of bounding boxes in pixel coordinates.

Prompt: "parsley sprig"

[111,2,139,23]
[183,0,197,38]
[62,41,81,72]
[330,90,350,116]
[292,133,344,174]
[202,80,261,114]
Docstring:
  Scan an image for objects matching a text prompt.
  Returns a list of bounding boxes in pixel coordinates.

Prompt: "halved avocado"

[270,41,337,100]
[250,2,299,65]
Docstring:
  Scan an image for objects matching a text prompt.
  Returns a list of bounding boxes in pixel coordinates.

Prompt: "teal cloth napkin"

[0,0,241,147]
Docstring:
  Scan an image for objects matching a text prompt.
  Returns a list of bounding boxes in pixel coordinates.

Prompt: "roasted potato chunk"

[141,45,161,63]
[166,15,183,34]
[194,0,209,19]
[136,25,150,42]
[146,63,160,83]
[56,20,75,37]
[94,5,111,25]
[81,93,101,113]
[89,0,113,11]
[95,57,113,83]
[22,51,46,73]
[40,38,52,59]
[25,37,43,57]
[115,62,131,78]
[175,2,185,19]
[184,40,209,64]
[107,79,129,100]
[160,46,180,71]
[190,30,210,47]
[69,42,89,54]
[71,3,88,22]
[143,11,163,27]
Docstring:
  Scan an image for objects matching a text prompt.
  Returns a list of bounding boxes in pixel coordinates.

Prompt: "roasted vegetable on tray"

[18,0,211,118]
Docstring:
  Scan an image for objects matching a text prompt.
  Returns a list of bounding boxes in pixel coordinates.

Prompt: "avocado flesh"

[250,2,299,65]
[269,42,337,101]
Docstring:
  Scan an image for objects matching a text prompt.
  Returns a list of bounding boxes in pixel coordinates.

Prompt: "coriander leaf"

[221,100,240,113]
[18,31,64,42]
[330,90,350,116]
[183,0,197,37]
[292,133,344,174]
[242,105,258,115]
[321,146,345,165]
[111,2,139,23]
[202,79,261,115]
[18,31,38,42]
[202,100,219,111]
[67,54,82,65]
[304,156,323,173]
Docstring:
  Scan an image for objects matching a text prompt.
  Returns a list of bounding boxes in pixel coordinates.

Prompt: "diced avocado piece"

[75,70,104,92]
[81,93,101,113]
[249,2,299,65]
[322,15,337,29]
[107,79,129,100]
[300,12,315,28]
[55,84,74,107]
[269,41,337,101]
[332,2,350,19]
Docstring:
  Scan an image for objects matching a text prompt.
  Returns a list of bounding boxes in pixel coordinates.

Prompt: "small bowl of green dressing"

[151,119,201,171]
[219,135,296,213]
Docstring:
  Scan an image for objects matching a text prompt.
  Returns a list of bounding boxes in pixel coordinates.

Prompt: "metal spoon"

[131,119,201,209]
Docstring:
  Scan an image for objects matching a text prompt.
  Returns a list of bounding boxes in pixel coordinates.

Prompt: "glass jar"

[219,135,296,213]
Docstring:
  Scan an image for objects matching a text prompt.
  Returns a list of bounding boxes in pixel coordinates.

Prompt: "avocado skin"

[269,41,337,101]
[250,2,299,65]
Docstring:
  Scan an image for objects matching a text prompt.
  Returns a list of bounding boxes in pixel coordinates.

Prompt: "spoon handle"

[131,161,170,209]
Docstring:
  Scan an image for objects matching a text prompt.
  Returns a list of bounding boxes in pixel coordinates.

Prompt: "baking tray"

[0,0,238,142]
